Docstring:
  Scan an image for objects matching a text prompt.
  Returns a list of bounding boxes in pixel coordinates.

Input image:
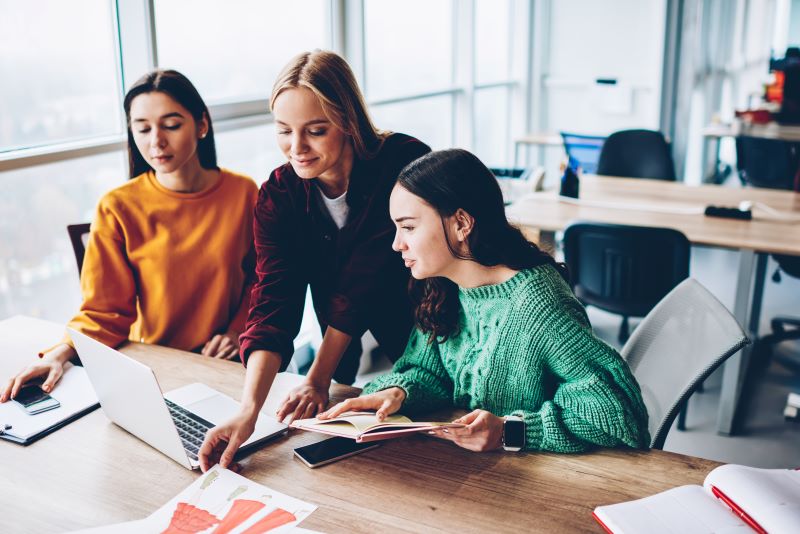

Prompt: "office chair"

[621,278,748,449]
[560,132,606,174]
[596,129,676,181]
[736,136,800,367]
[67,223,91,276]
[563,222,690,344]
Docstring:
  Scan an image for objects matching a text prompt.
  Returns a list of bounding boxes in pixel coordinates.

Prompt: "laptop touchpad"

[183,394,238,425]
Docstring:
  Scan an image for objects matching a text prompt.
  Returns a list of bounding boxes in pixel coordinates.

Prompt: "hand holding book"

[318,386,407,422]
[291,411,464,442]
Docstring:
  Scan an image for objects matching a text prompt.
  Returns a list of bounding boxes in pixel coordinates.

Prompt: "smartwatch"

[502,415,525,452]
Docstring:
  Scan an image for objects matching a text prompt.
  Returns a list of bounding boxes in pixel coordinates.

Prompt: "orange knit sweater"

[62,168,257,352]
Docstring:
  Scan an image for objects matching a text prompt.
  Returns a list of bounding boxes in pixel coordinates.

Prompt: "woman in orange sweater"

[0,69,257,403]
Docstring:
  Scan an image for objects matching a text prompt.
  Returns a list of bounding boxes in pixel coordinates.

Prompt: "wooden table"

[703,121,800,142]
[0,321,722,533]
[507,176,800,435]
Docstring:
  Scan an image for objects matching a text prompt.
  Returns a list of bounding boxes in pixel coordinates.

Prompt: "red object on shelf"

[767,70,785,104]
[734,109,773,124]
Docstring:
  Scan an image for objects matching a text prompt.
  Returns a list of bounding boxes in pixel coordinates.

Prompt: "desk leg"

[717,250,767,435]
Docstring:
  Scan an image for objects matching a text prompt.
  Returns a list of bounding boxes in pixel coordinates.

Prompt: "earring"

[199,132,207,139]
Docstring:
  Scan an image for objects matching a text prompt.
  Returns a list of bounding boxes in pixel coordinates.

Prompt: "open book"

[593,464,800,534]
[291,411,464,442]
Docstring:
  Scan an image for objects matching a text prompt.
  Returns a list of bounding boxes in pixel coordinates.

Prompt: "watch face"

[504,419,525,448]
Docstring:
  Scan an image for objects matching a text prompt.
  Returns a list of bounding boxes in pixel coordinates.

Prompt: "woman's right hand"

[317,387,406,422]
[198,411,257,472]
[0,352,68,403]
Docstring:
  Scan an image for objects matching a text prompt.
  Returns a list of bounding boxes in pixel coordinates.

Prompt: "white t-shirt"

[316,185,349,229]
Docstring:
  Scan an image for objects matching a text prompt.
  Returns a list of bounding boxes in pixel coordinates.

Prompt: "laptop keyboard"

[165,399,214,461]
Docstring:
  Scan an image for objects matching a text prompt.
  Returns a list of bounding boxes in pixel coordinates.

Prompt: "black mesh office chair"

[563,222,691,344]
[736,136,800,367]
[67,223,91,276]
[596,129,676,181]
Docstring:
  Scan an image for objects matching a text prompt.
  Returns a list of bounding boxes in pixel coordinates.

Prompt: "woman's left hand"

[430,409,505,452]
[201,331,240,360]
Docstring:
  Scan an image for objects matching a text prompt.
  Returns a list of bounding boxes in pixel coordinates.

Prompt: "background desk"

[703,121,800,142]
[507,176,800,435]
[0,326,722,533]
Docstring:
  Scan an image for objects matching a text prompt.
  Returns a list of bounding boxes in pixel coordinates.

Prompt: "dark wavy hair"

[397,149,569,342]
[123,69,217,179]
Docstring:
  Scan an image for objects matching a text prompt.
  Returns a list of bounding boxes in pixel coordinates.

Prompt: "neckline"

[145,168,225,199]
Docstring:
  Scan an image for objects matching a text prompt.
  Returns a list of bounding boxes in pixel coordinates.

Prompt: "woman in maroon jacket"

[199,50,430,471]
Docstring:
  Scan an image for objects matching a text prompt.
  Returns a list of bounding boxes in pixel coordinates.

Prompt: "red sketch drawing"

[239,508,297,534]
[212,499,267,534]
[161,502,220,534]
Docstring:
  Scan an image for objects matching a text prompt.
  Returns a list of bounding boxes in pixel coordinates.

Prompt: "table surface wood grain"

[1,340,724,533]
[506,175,800,256]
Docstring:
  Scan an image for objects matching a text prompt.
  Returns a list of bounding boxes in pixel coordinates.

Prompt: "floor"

[354,246,800,468]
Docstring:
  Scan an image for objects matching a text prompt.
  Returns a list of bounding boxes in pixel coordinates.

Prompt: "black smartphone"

[13,383,60,415]
[293,437,380,468]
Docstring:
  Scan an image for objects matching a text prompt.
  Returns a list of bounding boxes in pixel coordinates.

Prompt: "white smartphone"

[293,437,381,468]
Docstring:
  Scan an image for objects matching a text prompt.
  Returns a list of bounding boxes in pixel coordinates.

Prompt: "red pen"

[710,485,767,534]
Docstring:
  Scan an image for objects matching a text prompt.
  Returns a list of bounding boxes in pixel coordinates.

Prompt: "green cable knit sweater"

[363,265,650,452]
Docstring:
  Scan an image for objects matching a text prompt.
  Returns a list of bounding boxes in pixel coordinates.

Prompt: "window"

[215,123,285,184]
[364,0,453,101]
[0,152,126,323]
[1,1,532,327]
[154,0,329,103]
[0,0,121,152]
[475,0,512,85]
[371,96,454,150]
[474,87,510,167]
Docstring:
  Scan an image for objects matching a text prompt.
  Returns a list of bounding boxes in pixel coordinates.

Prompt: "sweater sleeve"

[238,171,308,367]
[513,292,650,453]
[225,182,259,336]
[64,199,138,348]
[226,239,256,335]
[362,328,453,415]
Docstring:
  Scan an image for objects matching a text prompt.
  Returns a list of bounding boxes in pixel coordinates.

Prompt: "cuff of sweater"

[362,373,413,406]
[512,410,544,451]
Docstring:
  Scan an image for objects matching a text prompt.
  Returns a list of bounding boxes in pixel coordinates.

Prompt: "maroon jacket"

[239,133,431,368]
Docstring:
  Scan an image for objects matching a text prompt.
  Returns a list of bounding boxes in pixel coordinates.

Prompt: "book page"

[295,412,413,434]
[704,465,800,533]
[594,485,750,534]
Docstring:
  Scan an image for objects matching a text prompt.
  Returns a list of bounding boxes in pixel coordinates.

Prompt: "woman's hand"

[198,411,256,472]
[201,331,240,360]
[318,387,406,422]
[430,409,505,452]
[0,344,73,403]
[276,380,330,424]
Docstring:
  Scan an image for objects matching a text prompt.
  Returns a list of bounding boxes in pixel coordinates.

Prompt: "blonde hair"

[270,50,387,159]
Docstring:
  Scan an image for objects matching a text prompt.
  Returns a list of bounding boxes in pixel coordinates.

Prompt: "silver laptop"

[68,328,287,470]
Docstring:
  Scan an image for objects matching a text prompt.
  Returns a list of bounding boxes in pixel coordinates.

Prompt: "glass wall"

[0,0,122,152]
[1,0,531,325]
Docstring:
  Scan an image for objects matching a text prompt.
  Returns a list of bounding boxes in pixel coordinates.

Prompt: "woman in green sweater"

[319,149,650,453]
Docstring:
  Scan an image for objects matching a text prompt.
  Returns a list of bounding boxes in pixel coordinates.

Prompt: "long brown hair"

[270,50,387,159]
[123,69,217,179]
[397,149,569,342]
